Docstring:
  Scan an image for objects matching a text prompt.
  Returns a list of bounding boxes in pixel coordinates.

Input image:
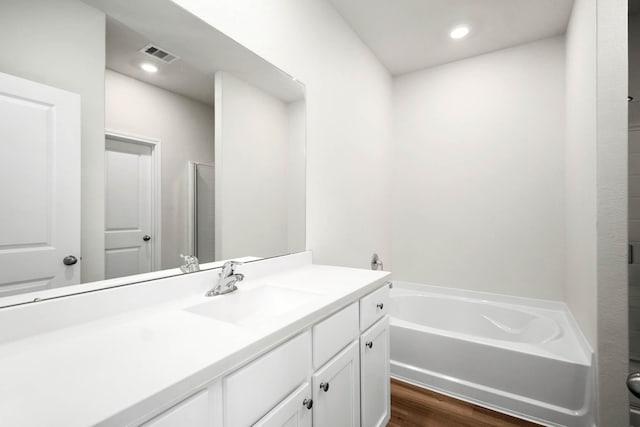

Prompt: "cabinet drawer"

[312,302,359,369]
[224,331,311,427]
[141,390,208,427]
[359,284,390,331]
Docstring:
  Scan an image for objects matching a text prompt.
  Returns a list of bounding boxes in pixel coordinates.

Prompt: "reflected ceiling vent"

[140,44,179,64]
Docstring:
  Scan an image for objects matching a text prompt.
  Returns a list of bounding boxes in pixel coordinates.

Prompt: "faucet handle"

[179,254,200,273]
[220,260,243,276]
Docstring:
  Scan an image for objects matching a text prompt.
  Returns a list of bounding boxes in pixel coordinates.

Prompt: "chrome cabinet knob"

[63,255,78,266]
[302,398,313,410]
[366,341,373,349]
[143,235,151,242]
[628,372,640,398]
[319,382,329,392]
[376,303,384,310]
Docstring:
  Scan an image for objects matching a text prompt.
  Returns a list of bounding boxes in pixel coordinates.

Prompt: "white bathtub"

[389,282,594,427]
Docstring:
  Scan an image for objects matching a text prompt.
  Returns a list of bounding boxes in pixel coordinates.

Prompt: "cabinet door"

[254,382,312,427]
[360,316,390,427]
[312,340,360,427]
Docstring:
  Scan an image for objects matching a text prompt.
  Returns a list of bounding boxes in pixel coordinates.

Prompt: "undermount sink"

[185,286,319,327]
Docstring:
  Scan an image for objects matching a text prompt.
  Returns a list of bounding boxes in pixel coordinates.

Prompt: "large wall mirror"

[0,0,306,306]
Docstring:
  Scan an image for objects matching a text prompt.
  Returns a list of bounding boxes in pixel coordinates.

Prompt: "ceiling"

[106,17,214,106]
[328,0,575,75]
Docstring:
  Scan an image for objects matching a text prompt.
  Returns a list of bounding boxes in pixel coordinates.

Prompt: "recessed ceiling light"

[450,25,470,40]
[140,63,158,73]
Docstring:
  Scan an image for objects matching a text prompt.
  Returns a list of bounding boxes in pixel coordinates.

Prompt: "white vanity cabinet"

[360,317,390,427]
[137,282,391,427]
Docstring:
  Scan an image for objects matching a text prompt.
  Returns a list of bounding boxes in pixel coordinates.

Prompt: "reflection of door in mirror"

[105,69,214,273]
[104,134,160,280]
[189,163,215,263]
[0,72,81,297]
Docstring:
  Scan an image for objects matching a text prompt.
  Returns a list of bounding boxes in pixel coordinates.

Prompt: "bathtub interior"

[390,294,562,344]
[389,282,592,365]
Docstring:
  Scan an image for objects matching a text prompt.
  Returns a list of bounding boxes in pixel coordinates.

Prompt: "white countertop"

[0,254,390,426]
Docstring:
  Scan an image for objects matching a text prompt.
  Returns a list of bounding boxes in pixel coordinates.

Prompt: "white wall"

[173,0,393,270]
[0,0,106,283]
[565,0,629,425]
[105,70,214,269]
[214,71,290,259]
[565,0,598,356]
[392,37,566,300]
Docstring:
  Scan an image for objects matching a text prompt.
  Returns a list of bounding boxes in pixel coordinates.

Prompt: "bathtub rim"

[391,280,594,360]
[389,292,565,345]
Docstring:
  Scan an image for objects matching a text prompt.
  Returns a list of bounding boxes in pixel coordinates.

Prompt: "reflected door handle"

[143,235,151,242]
[63,255,78,266]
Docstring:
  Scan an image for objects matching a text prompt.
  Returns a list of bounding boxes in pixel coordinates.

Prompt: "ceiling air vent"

[140,43,179,64]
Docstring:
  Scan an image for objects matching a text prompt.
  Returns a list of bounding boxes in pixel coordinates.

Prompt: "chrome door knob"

[63,255,78,266]
[302,398,313,410]
[628,373,640,398]
[143,235,151,242]
[319,382,329,392]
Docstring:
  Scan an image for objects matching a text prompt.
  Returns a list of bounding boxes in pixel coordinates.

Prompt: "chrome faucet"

[180,254,200,273]
[206,260,244,297]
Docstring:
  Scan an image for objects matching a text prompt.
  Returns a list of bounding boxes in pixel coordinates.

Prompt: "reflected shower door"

[189,162,215,263]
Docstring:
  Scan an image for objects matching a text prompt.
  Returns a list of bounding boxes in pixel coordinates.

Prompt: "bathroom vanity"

[0,253,391,427]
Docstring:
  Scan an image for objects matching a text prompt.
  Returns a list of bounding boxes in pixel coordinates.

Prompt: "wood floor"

[388,378,542,427]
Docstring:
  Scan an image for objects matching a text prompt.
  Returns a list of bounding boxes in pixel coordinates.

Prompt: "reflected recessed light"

[450,25,470,40]
[140,63,158,73]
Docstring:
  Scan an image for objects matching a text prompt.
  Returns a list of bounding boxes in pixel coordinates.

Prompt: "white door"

[0,71,80,296]
[360,317,390,427]
[254,382,313,427]
[312,340,360,427]
[104,136,155,279]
